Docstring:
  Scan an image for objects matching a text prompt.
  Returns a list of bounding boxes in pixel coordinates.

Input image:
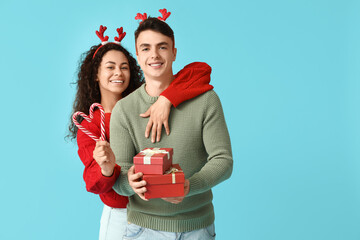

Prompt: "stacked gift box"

[134,148,184,199]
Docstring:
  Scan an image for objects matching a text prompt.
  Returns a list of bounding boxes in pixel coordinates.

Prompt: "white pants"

[99,205,127,240]
[123,222,216,240]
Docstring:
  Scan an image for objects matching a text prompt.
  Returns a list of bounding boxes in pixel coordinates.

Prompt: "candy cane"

[72,103,105,141]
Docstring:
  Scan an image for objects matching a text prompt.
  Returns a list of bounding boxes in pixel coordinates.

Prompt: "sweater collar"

[140,84,159,104]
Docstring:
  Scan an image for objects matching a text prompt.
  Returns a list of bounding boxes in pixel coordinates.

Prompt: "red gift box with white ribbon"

[134,148,173,174]
[143,164,185,199]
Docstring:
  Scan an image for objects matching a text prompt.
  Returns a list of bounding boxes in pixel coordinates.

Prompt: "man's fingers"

[134,186,147,194]
[130,179,147,189]
[132,185,149,201]
[127,166,149,201]
[137,192,149,201]
[128,166,135,174]
[128,171,143,182]
[162,197,184,204]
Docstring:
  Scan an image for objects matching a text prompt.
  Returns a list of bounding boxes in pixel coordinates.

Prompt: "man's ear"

[173,47,177,61]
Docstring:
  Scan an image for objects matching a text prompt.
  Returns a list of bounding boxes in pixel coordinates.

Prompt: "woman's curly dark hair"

[67,43,143,141]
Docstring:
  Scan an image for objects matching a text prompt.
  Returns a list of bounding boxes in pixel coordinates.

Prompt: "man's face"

[136,30,177,80]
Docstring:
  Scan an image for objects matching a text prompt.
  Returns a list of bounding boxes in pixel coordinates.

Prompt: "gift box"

[134,148,173,174]
[143,164,185,199]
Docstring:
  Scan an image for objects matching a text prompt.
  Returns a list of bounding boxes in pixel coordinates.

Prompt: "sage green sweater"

[110,84,233,232]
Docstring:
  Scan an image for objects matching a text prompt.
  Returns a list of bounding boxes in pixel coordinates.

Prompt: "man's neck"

[144,73,174,97]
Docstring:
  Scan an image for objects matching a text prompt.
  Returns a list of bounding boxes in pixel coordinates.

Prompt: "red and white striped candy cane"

[72,103,106,141]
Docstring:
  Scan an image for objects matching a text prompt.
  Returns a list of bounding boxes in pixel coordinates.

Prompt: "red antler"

[114,27,126,43]
[135,13,148,23]
[95,25,109,43]
[158,8,171,21]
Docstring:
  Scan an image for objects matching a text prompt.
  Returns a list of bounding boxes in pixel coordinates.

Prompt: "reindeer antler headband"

[135,8,171,24]
[92,25,126,59]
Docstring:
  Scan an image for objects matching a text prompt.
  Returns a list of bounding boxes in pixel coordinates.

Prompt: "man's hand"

[93,141,116,177]
[162,179,190,204]
[127,166,148,201]
[140,95,172,143]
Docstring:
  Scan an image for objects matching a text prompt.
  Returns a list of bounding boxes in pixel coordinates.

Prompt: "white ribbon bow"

[140,148,170,164]
[165,167,183,184]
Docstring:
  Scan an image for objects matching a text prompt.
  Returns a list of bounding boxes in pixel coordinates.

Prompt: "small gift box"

[143,164,185,199]
[134,148,173,174]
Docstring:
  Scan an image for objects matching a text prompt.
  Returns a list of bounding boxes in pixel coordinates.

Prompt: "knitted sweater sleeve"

[160,62,214,107]
[187,91,233,196]
[110,102,137,197]
[77,121,121,194]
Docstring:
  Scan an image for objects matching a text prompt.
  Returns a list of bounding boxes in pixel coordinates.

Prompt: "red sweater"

[162,62,213,107]
[76,62,213,208]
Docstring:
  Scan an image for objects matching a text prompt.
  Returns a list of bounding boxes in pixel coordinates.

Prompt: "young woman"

[68,26,213,240]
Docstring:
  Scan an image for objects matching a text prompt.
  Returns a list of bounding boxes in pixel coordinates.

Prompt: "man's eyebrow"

[157,42,169,46]
[139,42,170,48]
[139,43,150,48]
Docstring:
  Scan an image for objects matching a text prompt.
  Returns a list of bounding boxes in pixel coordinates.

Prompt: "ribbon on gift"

[165,167,183,184]
[140,148,170,164]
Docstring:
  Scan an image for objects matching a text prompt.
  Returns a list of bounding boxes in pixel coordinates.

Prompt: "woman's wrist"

[101,168,114,177]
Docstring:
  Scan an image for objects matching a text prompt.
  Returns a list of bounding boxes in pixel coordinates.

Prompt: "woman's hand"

[93,141,116,177]
[140,95,172,143]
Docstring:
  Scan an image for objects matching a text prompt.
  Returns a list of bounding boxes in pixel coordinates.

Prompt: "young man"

[110,17,233,239]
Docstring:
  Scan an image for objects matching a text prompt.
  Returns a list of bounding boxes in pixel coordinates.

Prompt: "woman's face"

[97,50,131,98]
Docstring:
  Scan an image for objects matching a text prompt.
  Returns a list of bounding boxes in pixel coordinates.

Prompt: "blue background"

[1,0,359,239]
